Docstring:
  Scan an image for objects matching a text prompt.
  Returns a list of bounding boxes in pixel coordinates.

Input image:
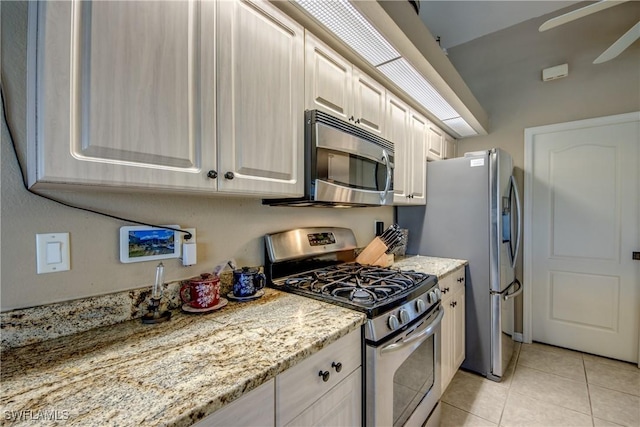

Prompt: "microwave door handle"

[380,306,444,355]
[381,149,392,201]
[510,175,522,269]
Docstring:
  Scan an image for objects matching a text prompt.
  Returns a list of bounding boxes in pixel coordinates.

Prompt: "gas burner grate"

[282,263,428,307]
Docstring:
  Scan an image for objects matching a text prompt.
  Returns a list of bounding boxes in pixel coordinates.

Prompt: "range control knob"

[388,315,400,331]
[434,288,442,300]
[428,291,439,304]
[399,309,410,324]
[415,299,426,313]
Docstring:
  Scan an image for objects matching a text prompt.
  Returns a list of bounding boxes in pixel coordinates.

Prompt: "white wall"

[446,1,640,331]
[0,2,393,311]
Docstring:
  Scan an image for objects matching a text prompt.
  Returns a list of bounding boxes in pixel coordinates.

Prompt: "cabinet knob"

[443,287,450,294]
[355,118,361,124]
[224,172,235,180]
[348,116,355,122]
[457,277,464,283]
[207,170,218,179]
[451,301,457,307]
[319,370,330,382]
[331,362,342,373]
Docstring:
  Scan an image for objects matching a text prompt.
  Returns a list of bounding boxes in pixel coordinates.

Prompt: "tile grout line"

[496,342,522,427]
[582,353,596,427]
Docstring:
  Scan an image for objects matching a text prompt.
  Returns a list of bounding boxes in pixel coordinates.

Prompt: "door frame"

[523,112,640,361]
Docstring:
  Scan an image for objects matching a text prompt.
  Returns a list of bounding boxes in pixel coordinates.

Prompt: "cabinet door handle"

[224,172,235,180]
[331,362,342,373]
[207,170,218,179]
[319,370,330,382]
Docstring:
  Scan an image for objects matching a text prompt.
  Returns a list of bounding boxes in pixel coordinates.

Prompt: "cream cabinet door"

[440,268,466,392]
[194,379,275,427]
[386,94,411,204]
[407,110,427,205]
[353,68,385,136]
[444,134,457,159]
[30,1,216,191]
[217,0,304,196]
[284,368,362,427]
[389,95,426,206]
[305,33,353,121]
[426,123,444,161]
[452,286,466,372]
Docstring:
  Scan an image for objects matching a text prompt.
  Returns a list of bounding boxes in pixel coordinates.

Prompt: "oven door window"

[392,334,435,427]
[317,148,390,191]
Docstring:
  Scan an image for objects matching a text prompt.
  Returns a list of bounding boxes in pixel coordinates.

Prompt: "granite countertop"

[0,256,465,427]
[0,289,365,427]
[392,255,468,279]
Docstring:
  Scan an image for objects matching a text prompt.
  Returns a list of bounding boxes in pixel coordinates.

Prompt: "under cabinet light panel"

[296,0,400,66]
[441,117,478,138]
[377,58,459,122]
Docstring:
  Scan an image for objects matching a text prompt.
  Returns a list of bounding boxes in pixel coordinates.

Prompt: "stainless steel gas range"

[265,227,444,427]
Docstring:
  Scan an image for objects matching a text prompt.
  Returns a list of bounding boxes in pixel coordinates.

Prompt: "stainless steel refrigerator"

[397,148,522,381]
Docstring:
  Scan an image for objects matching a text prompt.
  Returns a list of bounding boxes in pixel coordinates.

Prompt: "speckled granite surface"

[0,272,237,350]
[0,289,365,427]
[393,255,468,279]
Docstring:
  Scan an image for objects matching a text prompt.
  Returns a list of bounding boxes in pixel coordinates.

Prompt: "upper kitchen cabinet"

[387,94,426,206]
[444,134,457,159]
[217,0,304,196]
[426,123,445,161]
[305,33,385,136]
[28,1,217,192]
[28,0,303,198]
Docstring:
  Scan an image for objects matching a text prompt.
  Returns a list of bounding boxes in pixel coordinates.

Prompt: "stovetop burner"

[283,263,429,306]
[274,262,436,318]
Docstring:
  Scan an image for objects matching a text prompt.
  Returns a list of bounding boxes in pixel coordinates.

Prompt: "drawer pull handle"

[331,362,342,373]
[319,370,330,382]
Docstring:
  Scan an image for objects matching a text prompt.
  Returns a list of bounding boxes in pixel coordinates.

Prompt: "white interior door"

[524,112,639,363]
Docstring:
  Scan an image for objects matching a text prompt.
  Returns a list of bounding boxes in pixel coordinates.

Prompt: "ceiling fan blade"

[593,21,640,64]
[539,0,630,32]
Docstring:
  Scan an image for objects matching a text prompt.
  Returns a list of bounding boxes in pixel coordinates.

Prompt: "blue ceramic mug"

[232,267,266,297]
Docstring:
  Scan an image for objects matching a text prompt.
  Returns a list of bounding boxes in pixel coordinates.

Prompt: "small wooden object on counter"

[355,237,388,265]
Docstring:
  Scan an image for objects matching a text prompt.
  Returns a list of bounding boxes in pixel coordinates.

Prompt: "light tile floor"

[440,342,640,427]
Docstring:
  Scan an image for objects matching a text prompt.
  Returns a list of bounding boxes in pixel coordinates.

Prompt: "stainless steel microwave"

[264,110,394,207]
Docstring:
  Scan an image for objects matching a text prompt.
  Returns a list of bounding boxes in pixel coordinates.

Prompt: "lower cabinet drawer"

[276,329,361,426]
[194,378,275,427]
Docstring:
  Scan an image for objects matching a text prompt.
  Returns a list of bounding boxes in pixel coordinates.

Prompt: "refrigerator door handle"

[503,279,522,301]
[510,175,522,269]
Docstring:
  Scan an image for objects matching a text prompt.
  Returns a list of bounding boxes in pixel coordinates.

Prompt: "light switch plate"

[36,233,70,274]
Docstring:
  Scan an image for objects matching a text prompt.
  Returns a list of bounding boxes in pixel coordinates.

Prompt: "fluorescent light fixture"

[377,58,458,121]
[296,0,400,66]
[441,117,477,138]
[295,0,477,137]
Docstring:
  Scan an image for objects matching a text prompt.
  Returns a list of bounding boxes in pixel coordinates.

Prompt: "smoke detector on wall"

[539,0,639,64]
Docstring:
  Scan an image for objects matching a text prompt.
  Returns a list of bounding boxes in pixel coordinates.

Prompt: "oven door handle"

[381,149,392,202]
[380,306,444,355]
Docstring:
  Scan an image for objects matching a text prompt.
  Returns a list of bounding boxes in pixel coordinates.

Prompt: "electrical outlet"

[183,228,196,244]
[375,221,384,236]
